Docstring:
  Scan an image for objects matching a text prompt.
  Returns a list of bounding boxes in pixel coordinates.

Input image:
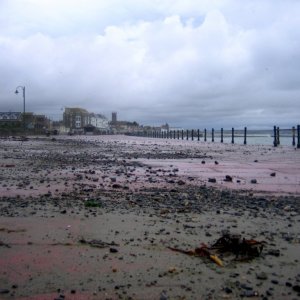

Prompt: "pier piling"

[244,127,247,145]
[297,125,300,149]
[292,127,296,146]
[221,128,223,143]
[273,126,277,147]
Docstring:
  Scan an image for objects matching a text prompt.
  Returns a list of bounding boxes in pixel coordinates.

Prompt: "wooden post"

[177,130,179,139]
[292,127,296,146]
[204,128,207,142]
[244,127,247,145]
[277,127,280,145]
[197,129,200,141]
[181,130,184,140]
[221,128,223,143]
[173,130,176,139]
[186,130,189,140]
[191,129,194,141]
[297,125,300,149]
[231,128,234,144]
[273,126,277,147]
[212,128,214,142]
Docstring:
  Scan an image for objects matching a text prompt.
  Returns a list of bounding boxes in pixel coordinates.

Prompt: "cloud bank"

[0,0,299,128]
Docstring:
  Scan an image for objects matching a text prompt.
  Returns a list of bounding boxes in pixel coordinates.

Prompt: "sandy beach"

[1,135,300,300]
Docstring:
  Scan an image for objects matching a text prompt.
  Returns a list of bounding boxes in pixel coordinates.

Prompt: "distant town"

[0,108,177,135]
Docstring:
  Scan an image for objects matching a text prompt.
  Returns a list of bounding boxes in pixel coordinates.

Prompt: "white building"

[89,113,109,130]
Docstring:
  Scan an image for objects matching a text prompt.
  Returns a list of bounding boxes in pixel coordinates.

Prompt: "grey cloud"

[0,0,299,128]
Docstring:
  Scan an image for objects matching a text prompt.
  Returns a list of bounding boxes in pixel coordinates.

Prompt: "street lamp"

[15,86,26,134]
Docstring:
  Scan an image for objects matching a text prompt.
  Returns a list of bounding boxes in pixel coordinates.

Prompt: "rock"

[270,172,276,177]
[112,184,122,189]
[293,285,300,293]
[208,178,216,183]
[214,161,219,165]
[250,179,257,184]
[177,180,185,185]
[160,290,168,300]
[267,249,280,257]
[256,272,268,280]
[224,287,232,294]
[240,290,258,297]
[224,175,233,182]
[110,247,118,253]
[0,289,10,294]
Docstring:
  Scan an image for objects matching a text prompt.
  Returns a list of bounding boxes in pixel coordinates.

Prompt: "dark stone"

[240,290,258,297]
[240,284,253,290]
[208,178,216,183]
[0,289,10,294]
[251,179,257,184]
[224,287,232,294]
[177,180,185,185]
[60,209,67,214]
[110,247,118,253]
[293,285,300,293]
[285,282,292,287]
[267,249,280,257]
[270,172,276,177]
[224,175,233,182]
[112,184,122,189]
[256,272,268,280]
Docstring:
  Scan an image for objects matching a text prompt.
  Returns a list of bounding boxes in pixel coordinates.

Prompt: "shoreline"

[1,135,300,299]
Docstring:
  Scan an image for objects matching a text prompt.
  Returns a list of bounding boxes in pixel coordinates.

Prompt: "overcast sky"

[0,0,299,129]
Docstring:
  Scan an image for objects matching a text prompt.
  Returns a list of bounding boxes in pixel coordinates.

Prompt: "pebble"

[208,178,216,183]
[110,247,118,253]
[293,285,300,293]
[256,272,268,280]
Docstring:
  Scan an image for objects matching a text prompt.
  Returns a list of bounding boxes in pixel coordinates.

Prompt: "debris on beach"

[210,232,265,259]
[0,240,10,248]
[168,232,265,267]
[79,238,119,248]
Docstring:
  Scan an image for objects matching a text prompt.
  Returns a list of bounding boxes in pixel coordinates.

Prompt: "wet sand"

[0,135,300,299]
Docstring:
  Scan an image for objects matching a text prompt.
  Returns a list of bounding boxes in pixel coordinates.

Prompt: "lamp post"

[15,86,26,134]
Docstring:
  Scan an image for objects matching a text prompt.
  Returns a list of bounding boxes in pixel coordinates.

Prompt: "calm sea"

[185,130,297,146]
